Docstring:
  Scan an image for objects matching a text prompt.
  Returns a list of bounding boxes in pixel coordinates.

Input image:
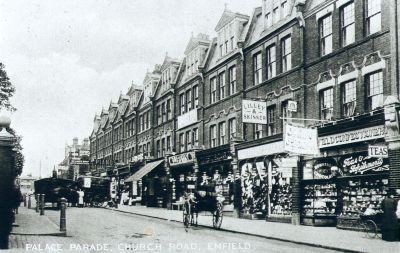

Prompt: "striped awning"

[125,160,163,182]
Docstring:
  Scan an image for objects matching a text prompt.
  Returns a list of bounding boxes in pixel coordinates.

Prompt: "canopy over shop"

[125,159,165,207]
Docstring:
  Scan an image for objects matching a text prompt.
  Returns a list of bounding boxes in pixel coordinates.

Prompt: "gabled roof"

[160,54,180,72]
[127,83,143,96]
[215,9,250,32]
[114,95,129,124]
[184,33,211,55]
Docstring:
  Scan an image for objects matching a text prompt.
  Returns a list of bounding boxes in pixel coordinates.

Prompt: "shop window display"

[340,178,388,217]
[200,168,235,205]
[269,162,292,216]
[303,182,337,217]
[241,162,268,216]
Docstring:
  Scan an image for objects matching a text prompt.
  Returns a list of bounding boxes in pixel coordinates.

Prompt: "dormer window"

[264,0,290,27]
[217,21,236,58]
[186,48,201,77]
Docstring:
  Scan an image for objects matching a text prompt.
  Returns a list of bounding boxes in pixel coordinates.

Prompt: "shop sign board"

[339,153,389,175]
[70,160,89,165]
[83,177,91,188]
[313,159,337,179]
[237,141,284,160]
[242,100,267,124]
[319,125,386,149]
[131,153,144,163]
[284,124,319,155]
[177,109,198,129]
[368,145,388,158]
[168,151,195,167]
[287,101,297,112]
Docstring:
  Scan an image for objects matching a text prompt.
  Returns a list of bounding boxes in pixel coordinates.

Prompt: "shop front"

[301,122,389,228]
[167,151,198,208]
[125,159,165,207]
[236,139,299,223]
[197,146,235,210]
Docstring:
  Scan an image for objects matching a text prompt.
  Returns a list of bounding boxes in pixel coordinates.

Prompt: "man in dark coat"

[381,189,399,241]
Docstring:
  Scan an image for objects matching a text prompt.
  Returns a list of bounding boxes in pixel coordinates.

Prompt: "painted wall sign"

[339,153,389,175]
[284,124,319,155]
[199,150,231,165]
[177,109,198,129]
[368,145,388,158]
[242,100,267,124]
[168,151,195,167]
[319,125,386,148]
[237,141,284,160]
[313,158,338,179]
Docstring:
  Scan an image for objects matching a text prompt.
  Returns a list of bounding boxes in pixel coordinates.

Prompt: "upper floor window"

[218,122,226,145]
[167,136,171,152]
[192,128,199,147]
[229,66,237,95]
[267,105,276,136]
[341,2,355,46]
[281,100,292,120]
[281,0,289,18]
[156,140,161,158]
[167,99,172,120]
[157,105,162,125]
[186,89,192,111]
[272,0,280,24]
[320,88,334,120]
[210,125,217,148]
[366,71,383,110]
[228,118,237,139]
[186,131,192,150]
[162,102,166,122]
[193,85,199,108]
[266,12,272,28]
[267,45,276,79]
[211,77,217,104]
[366,0,381,35]
[342,80,357,117]
[253,53,262,85]
[218,23,236,58]
[319,15,332,56]
[254,124,265,140]
[180,93,185,114]
[219,72,226,100]
[281,36,292,72]
[161,138,166,157]
[179,133,185,153]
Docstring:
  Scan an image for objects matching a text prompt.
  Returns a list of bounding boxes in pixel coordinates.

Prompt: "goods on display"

[241,163,268,215]
[303,182,337,217]
[341,178,388,217]
[270,165,292,215]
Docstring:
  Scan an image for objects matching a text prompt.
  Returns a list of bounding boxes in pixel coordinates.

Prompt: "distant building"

[58,137,90,180]
[17,175,37,195]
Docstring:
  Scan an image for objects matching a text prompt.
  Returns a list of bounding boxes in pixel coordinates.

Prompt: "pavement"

[108,204,400,253]
[11,206,65,236]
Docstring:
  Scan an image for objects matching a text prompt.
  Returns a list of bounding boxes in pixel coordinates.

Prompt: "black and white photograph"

[1,0,400,252]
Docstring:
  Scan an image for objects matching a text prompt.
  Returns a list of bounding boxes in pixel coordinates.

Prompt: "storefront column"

[291,156,301,225]
[164,155,172,209]
[384,96,400,190]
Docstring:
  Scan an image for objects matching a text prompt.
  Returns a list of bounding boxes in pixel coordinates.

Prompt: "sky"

[0,0,260,178]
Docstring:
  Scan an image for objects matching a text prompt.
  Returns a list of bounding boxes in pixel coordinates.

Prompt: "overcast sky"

[0,0,260,178]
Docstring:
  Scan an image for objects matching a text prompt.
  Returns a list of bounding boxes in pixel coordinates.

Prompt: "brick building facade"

[89,0,400,228]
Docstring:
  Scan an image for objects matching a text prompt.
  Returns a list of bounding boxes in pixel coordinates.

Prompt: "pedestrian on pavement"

[381,189,399,241]
[77,189,85,208]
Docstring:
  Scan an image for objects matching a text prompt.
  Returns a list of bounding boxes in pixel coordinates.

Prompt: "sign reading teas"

[319,125,386,148]
[169,152,195,167]
[242,100,267,124]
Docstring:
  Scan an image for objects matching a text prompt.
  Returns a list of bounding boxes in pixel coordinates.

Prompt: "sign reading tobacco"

[169,152,195,167]
[242,100,267,124]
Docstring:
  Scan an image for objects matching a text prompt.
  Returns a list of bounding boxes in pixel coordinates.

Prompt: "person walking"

[77,189,85,208]
[381,189,399,241]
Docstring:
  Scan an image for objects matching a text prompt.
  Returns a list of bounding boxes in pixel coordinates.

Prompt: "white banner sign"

[83,177,91,188]
[242,100,267,124]
[284,124,319,155]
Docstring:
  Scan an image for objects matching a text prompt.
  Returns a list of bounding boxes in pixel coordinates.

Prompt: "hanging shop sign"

[242,100,267,124]
[368,145,388,158]
[168,151,196,167]
[319,125,386,149]
[287,101,298,112]
[313,158,338,179]
[83,177,91,188]
[284,124,319,155]
[339,153,389,176]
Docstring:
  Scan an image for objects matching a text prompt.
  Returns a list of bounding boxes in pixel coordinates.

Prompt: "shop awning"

[125,160,163,183]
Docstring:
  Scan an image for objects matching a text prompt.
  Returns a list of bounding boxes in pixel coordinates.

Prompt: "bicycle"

[357,213,383,239]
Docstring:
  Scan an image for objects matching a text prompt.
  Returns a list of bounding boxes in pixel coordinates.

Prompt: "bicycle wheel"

[364,220,378,238]
[212,202,223,229]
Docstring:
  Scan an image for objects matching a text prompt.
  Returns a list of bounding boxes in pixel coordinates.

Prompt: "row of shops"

[102,112,397,230]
